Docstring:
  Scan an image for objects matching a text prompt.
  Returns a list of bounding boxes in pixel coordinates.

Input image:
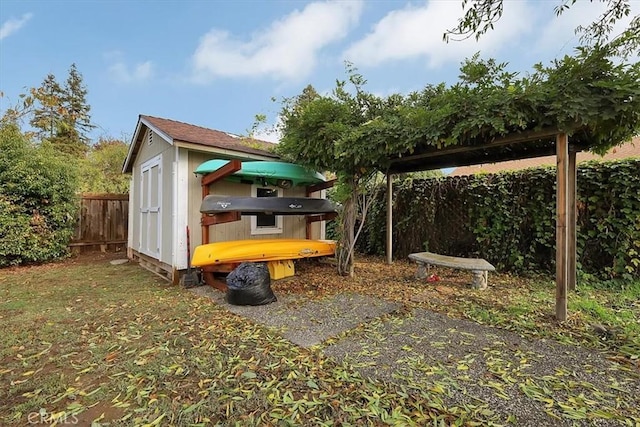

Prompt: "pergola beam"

[388,128,562,170]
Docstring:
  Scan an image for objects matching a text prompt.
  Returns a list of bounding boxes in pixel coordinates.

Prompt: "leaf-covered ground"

[0,253,638,426]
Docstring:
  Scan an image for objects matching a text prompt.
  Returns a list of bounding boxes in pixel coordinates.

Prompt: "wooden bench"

[408,252,496,290]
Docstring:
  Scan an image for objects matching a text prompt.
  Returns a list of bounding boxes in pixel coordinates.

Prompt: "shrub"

[0,123,79,266]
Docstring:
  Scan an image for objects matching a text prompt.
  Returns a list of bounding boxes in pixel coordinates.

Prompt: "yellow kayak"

[191,239,336,267]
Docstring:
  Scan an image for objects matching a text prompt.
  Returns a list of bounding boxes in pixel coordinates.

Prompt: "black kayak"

[200,195,337,215]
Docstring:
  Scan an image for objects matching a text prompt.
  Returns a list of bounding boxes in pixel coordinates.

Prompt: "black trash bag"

[226,262,277,306]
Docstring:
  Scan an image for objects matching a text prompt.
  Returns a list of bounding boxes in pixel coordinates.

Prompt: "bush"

[0,123,79,266]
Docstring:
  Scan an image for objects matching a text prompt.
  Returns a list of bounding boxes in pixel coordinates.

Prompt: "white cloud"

[105,52,153,83]
[0,13,33,41]
[191,0,363,82]
[343,1,534,69]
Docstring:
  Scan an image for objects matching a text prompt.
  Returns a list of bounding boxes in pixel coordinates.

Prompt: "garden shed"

[122,115,329,283]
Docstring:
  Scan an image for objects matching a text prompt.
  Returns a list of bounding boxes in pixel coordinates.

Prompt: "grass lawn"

[0,252,638,426]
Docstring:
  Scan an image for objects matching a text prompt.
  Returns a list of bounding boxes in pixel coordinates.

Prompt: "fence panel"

[70,193,129,252]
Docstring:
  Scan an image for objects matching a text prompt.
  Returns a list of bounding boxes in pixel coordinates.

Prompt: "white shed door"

[140,155,162,258]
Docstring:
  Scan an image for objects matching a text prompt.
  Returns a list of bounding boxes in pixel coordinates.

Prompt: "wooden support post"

[305,221,312,240]
[386,171,393,265]
[201,184,210,245]
[201,159,242,187]
[201,212,241,226]
[200,159,242,245]
[568,149,577,291]
[556,133,569,321]
[306,179,337,194]
[306,179,337,240]
[202,271,227,292]
[306,213,337,223]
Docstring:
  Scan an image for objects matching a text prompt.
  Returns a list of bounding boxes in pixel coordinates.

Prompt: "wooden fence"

[70,193,129,252]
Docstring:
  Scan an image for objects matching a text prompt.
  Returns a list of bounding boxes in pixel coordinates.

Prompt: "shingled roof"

[450,137,639,176]
[142,115,277,153]
[123,115,279,173]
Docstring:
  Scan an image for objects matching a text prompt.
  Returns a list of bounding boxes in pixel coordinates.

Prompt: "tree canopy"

[29,73,63,140]
[28,63,94,157]
[276,42,639,275]
[2,65,130,195]
[78,137,130,193]
[278,46,638,173]
[277,73,406,275]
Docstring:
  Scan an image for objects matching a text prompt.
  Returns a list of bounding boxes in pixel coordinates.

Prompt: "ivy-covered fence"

[358,159,640,280]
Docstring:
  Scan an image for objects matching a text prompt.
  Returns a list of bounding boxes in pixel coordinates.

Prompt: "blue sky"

[0,0,637,143]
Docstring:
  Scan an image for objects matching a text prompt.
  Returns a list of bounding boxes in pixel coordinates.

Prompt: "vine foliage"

[277,45,638,278]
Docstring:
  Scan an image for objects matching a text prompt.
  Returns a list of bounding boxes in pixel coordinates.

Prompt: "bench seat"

[408,252,496,289]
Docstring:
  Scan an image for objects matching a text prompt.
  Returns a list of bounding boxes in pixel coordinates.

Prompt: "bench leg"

[471,270,487,290]
[415,263,429,279]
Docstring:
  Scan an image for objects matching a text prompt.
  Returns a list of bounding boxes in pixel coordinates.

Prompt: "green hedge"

[358,159,640,280]
[0,123,79,267]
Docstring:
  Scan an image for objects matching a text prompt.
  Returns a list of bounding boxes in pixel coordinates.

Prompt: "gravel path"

[190,286,640,425]
[322,307,640,426]
[190,287,401,347]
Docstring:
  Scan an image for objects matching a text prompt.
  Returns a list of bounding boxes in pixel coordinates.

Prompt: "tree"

[1,90,36,131]
[64,63,94,143]
[78,137,130,193]
[445,0,639,57]
[30,73,64,140]
[47,121,85,157]
[277,71,412,276]
[29,64,93,157]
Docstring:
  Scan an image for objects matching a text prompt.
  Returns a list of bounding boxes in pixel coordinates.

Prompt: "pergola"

[385,128,592,321]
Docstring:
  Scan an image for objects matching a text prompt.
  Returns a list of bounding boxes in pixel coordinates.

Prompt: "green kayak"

[194,160,326,187]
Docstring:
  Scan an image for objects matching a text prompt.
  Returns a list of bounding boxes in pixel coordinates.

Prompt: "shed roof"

[123,115,279,173]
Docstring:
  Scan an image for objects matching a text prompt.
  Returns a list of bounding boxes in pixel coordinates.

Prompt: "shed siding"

[159,140,175,265]
[173,147,190,270]
[130,128,175,265]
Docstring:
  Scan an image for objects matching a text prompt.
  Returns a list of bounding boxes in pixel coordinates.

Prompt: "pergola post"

[556,133,569,321]
[568,148,577,291]
[386,171,393,264]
